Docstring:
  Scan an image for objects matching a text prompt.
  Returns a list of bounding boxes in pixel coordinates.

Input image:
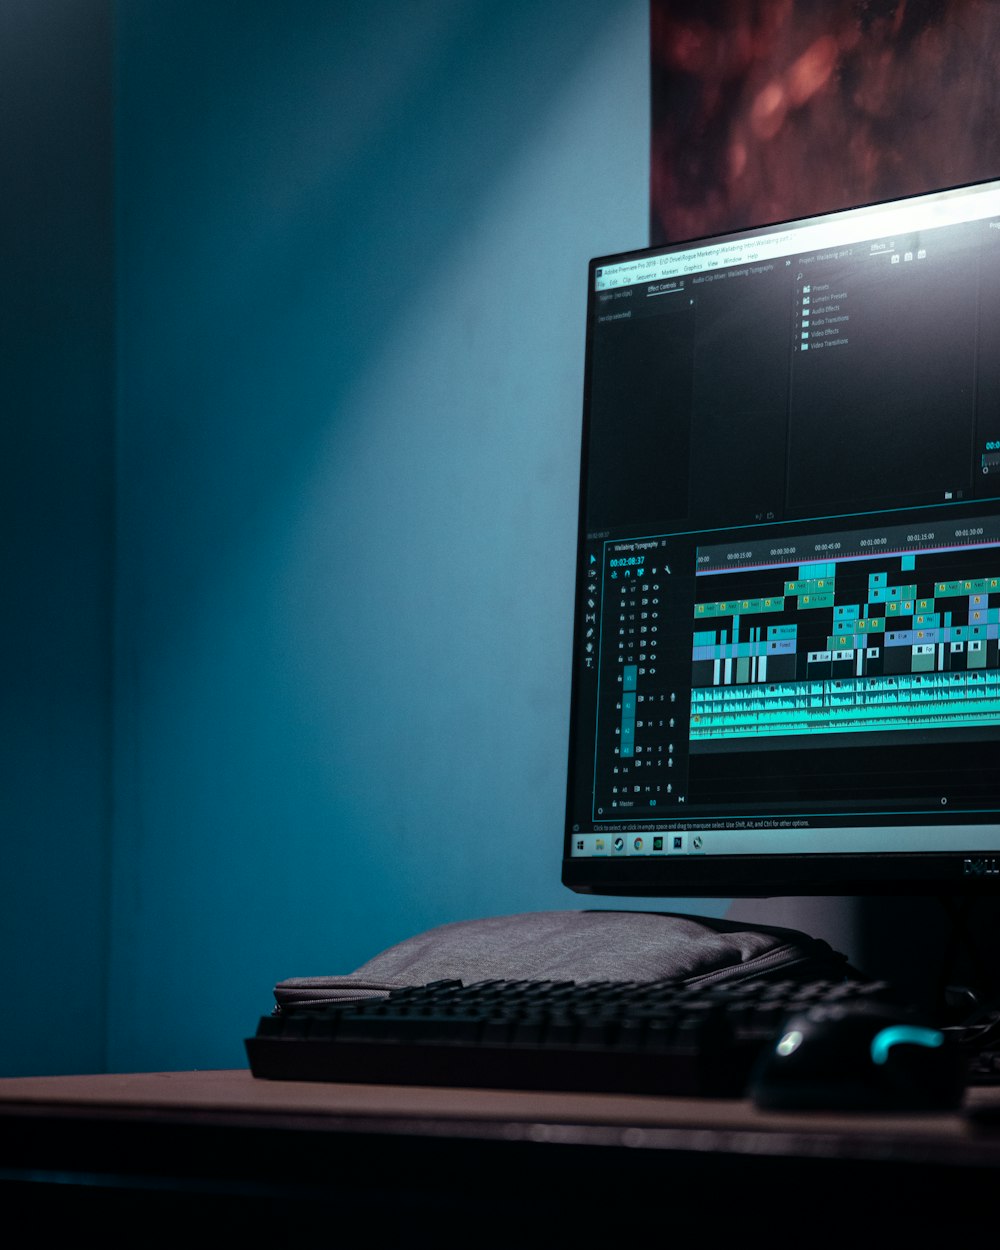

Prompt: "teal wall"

[1,1,113,1076]
[3,1,727,1077]
[110,0,672,1073]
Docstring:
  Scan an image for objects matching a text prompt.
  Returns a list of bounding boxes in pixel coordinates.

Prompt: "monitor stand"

[727,895,1000,1016]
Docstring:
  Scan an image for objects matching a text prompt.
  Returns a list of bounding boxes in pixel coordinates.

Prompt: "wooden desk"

[2,1070,999,1235]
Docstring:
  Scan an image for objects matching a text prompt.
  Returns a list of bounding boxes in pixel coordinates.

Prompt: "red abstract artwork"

[650,0,1000,244]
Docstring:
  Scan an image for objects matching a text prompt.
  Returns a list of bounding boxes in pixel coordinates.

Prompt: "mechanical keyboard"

[245,973,933,1097]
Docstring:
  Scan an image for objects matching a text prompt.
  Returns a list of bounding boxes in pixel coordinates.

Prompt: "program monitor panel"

[564,179,1000,896]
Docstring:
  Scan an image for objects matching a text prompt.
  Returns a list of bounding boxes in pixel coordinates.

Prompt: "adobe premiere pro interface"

[569,188,1000,863]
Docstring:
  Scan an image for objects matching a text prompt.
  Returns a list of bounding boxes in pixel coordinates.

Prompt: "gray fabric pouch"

[272,910,850,1009]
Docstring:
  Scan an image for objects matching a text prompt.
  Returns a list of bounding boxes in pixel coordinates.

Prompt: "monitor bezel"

[562,849,1000,897]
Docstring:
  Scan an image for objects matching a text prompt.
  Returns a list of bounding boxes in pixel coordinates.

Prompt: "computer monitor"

[564,177,1000,899]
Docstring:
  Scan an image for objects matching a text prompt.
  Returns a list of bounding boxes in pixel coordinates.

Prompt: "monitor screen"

[563,178,1000,897]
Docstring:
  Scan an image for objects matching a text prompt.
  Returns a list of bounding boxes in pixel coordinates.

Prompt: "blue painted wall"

[4,0,730,1078]
[0,1,113,1076]
[110,0,690,1074]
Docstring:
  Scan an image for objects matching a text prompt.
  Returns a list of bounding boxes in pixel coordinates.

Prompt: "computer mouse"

[748,999,967,1111]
